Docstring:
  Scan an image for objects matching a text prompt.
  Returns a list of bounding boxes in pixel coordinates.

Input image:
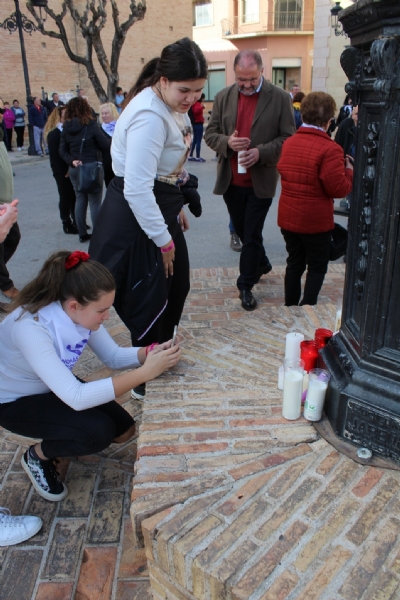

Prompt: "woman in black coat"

[45,106,77,234]
[59,97,110,243]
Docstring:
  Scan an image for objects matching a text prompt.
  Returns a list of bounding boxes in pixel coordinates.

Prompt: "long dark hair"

[64,97,93,125]
[9,250,115,315]
[122,37,207,108]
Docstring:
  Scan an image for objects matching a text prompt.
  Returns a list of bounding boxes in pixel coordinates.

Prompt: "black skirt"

[89,177,185,340]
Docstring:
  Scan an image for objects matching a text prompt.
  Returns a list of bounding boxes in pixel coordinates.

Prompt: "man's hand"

[228,130,250,152]
[238,147,260,169]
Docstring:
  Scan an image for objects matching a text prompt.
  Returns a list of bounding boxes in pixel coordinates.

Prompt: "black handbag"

[76,126,103,194]
[330,222,348,261]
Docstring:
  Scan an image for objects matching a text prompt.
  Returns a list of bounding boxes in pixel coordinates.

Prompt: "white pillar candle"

[285,332,305,361]
[278,365,284,390]
[334,308,342,333]
[282,370,303,420]
[304,379,328,421]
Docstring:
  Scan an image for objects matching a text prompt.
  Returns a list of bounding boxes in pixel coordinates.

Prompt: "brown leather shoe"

[2,287,19,299]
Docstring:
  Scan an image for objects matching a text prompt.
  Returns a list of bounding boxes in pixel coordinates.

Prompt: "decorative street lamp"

[0,0,48,155]
[330,2,347,37]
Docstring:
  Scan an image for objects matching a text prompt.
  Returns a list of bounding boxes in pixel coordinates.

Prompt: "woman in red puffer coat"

[277,92,353,306]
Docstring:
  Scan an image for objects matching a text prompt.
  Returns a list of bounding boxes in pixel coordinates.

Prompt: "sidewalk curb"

[10,155,47,167]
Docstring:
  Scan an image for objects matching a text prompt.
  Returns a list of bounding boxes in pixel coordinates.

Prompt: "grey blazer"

[204,79,295,198]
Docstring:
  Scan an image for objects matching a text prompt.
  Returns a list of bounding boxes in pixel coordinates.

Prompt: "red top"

[277,127,353,233]
[231,92,259,188]
[191,101,204,124]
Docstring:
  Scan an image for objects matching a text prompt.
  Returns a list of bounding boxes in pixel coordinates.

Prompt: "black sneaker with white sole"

[21,447,68,502]
[131,383,146,401]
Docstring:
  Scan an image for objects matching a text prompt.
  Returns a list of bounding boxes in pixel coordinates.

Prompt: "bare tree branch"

[26,0,146,103]
[27,1,86,66]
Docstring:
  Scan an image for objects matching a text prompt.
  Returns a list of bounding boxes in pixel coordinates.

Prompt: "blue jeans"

[68,165,104,237]
[190,123,204,158]
[33,125,47,155]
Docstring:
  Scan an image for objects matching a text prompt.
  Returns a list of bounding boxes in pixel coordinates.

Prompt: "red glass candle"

[300,340,319,372]
[315,328,333,349]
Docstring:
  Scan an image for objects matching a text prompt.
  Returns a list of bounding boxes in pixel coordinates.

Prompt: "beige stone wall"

[0,0,191,112]
[312,0,354,112]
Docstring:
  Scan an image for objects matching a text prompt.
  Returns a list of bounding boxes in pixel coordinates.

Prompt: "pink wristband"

[161,241,175,254]
[145,342,159,357]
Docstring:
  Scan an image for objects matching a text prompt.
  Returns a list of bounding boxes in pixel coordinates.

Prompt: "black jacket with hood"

[59,118,110,166]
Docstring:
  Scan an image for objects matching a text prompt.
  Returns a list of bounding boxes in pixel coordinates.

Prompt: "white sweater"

[0,310,141,410]
[111,86,191,247]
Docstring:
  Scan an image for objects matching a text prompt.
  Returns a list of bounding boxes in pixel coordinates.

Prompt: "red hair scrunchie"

[65,251,90,270]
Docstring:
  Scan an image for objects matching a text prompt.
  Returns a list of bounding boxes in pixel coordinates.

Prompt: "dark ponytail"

[122,57,161,109]
[9,250,115,315]
[123,37,208,108]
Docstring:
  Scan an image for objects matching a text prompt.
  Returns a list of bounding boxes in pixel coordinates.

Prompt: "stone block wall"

[0,0,191,111]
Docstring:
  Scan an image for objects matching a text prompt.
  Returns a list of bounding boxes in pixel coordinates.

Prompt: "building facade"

[0,0,191,112]
[312,0,355,109]
[193,0,315,100]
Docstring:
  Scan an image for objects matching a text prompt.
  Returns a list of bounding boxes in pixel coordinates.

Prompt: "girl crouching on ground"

[0,250,180,501]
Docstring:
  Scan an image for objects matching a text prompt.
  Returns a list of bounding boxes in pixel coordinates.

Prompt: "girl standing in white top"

[89,37,207,401]
[0,250,180,501]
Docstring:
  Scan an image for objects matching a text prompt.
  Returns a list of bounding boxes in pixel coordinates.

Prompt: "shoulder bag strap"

[79,126,88,158]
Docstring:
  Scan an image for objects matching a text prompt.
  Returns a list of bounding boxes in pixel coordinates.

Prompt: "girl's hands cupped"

[143,344,181,380]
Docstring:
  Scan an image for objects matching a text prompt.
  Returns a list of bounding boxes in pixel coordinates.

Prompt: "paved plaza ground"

[1,154,399,600]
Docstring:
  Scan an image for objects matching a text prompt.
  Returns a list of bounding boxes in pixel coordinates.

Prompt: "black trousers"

[0,392,134,459]
[0,222,21,292]
[223,185,272,290]
[5,128,13,150]
[281,228,331,306]
[130,223,190,347]
[53,173,77,223]
[14,126,25,148]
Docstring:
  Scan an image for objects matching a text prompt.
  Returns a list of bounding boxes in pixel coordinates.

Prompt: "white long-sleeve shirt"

[111,86,190,247]
[0,310,141,410]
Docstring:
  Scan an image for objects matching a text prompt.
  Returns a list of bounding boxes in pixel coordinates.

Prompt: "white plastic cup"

[282,358,304,420]
[238,151,247,173]
[303,368,330,421]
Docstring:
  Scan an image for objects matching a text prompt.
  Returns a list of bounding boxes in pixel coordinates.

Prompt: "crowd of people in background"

[0,38,356,546]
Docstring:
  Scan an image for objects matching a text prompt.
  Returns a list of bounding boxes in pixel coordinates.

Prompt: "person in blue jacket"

[28,96,48,156]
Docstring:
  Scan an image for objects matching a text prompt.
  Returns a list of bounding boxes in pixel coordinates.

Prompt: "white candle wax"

[282,370,303,420]
[302,372,309,392]
[304,380,328,421]
[285,332,305,361]
[334,309,342,333]
[278,365,284,390]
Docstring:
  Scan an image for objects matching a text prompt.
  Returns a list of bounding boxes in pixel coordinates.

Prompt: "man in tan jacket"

[205,50,295,311]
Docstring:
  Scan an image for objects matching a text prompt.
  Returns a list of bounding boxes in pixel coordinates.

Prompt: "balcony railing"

[221,11,314,37]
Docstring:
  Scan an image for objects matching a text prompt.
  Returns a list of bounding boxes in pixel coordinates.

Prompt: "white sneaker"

[17,147,22,151]
[131,383,146,401]
[0,507,42,546]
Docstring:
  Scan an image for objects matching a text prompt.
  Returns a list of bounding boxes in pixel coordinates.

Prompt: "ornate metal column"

[322,0,400,463]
